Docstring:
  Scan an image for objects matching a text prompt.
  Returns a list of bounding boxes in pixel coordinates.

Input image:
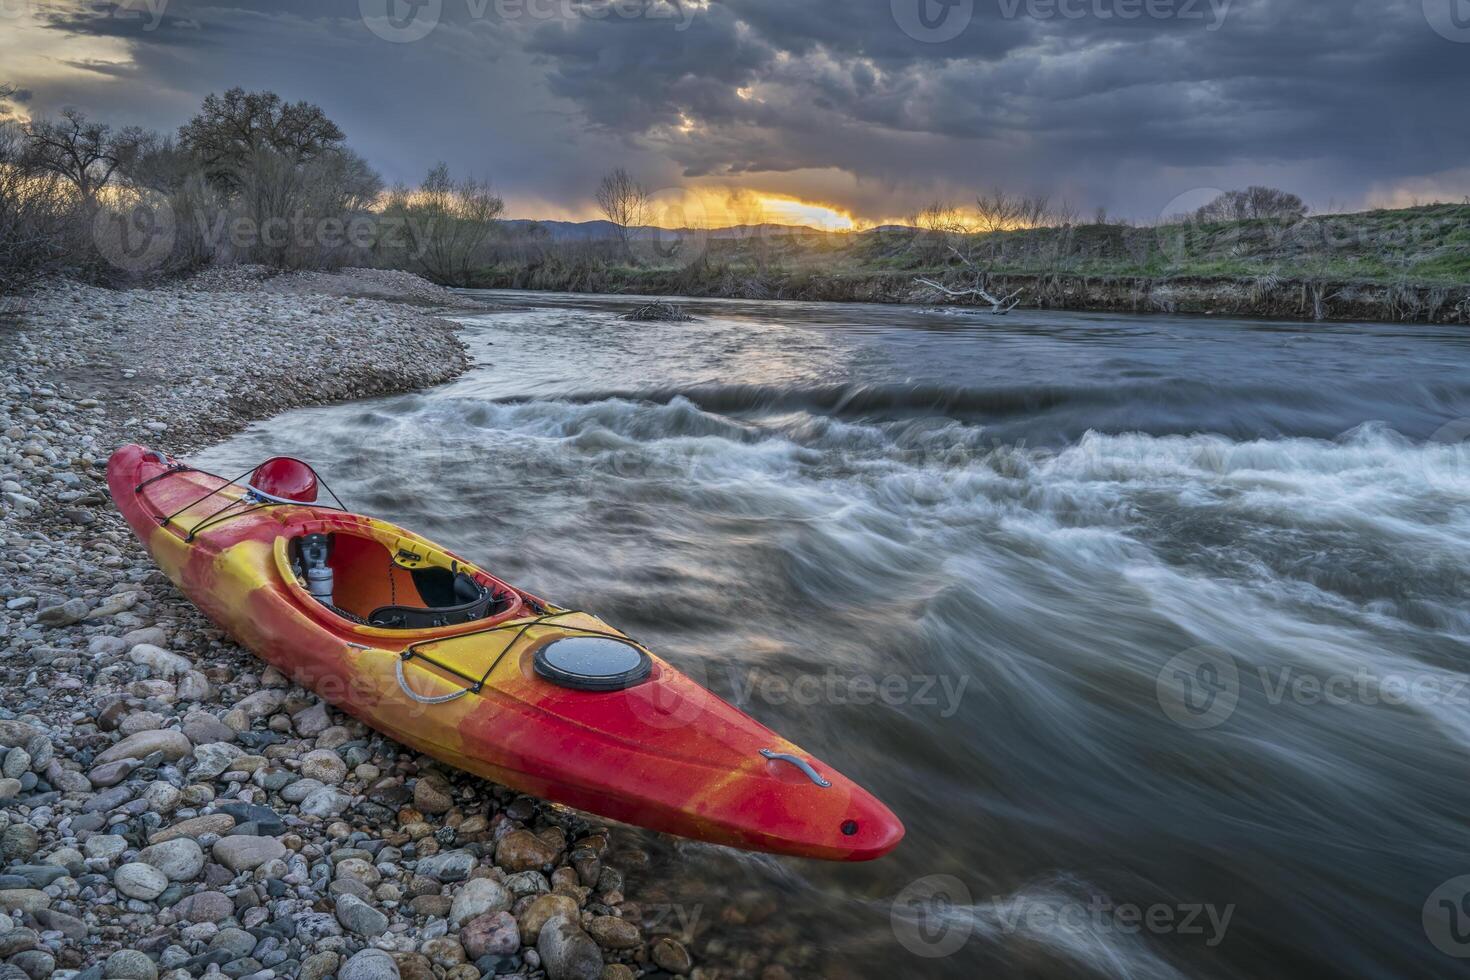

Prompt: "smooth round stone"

[103,948,159,980]
[115,862,169,901]
[138,839,205,882]
[84,835,129,861]
[338,948,399,980]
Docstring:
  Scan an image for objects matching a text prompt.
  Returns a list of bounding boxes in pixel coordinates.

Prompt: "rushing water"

[195,292,1470,980]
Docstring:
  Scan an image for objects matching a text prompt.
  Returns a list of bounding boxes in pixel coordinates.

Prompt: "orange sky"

[504,186,870,231]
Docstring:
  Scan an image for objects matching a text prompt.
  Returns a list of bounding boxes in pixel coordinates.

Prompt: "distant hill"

[499,219,835,241]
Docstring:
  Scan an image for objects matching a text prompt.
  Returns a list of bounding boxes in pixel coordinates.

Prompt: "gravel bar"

[0,268,691,980]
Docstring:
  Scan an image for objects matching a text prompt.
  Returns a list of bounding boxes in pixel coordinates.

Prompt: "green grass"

[472,203,1469,299]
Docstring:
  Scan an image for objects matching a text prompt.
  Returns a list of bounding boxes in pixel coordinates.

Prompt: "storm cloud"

[5,0,1468,221]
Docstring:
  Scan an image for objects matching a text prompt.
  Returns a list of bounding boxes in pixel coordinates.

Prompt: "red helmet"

[250,457,319,503]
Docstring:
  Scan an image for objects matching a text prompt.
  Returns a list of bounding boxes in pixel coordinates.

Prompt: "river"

[195,290,1470,980]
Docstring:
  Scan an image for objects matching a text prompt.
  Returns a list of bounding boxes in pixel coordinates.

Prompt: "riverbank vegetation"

[472,199,1470,322]
[2,84,1466,323]
[478,197,1470,290]
[0,86,498,291]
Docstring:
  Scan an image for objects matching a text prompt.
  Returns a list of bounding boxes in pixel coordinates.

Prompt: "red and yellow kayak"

[107,444,904,861]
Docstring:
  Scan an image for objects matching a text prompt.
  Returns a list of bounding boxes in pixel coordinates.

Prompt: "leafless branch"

[914,276,1023,314]
[596,168,649,256]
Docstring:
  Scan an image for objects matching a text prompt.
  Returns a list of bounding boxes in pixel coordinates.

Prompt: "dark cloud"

[14,0,1470,220]
[36,1,214,42]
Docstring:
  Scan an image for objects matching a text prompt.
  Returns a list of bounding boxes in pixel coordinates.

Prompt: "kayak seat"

[301,530,515,629]
[367,567,496,629]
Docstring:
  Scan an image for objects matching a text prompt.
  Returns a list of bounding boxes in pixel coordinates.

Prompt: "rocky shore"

[0,268,695,980]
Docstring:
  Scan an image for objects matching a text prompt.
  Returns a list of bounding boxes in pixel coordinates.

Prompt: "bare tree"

[915,201,972,237]
[175,90,379,269]
[22,108,147,201]
[596,168,648,253]
[387,162,505,285]
[974,188,1052,235]
[118,132,194,194]
[910,201,970,263]
[1196,187,1307,223]
[179,88,346,193]
[1,118,79,289]
[1051,199,1080,227]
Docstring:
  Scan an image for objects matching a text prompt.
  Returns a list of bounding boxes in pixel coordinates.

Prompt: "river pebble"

[0,267,691,975]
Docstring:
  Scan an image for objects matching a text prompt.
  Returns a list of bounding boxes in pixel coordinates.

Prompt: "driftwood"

[914,277,1023,314]
[913,244,1024,314]
[620,301,697,322]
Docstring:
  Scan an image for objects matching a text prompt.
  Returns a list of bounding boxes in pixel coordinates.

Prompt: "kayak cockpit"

[275,524,528,633]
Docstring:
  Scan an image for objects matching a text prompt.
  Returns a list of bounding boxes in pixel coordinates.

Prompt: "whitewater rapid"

[196,291,1470,980]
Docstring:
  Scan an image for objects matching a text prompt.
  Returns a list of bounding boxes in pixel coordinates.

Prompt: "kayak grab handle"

[396,654,474,705]
[760,749,831,788]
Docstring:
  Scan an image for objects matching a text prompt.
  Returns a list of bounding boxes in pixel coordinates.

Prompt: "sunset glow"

[632,188,858,231]
[748,195,856,231]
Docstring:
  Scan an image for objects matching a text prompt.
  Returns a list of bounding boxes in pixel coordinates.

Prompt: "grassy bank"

[471,203,1470,324]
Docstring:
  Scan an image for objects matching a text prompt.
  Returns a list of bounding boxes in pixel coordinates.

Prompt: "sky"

[2,0,1469,226]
